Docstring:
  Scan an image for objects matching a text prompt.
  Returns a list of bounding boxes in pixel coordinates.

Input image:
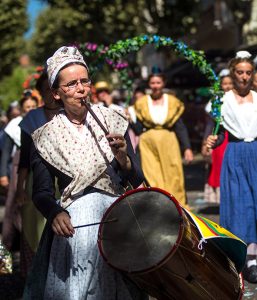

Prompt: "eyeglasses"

[60,78,91,91]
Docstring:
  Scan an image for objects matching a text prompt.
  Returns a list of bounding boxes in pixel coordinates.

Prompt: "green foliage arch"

[80,34,223,132]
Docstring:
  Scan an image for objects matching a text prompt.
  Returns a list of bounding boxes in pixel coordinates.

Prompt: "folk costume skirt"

[220,141,257,244]
[139,129,186,205]
[24,192,146,300]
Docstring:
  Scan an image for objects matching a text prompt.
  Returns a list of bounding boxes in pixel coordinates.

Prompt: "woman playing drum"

[23,46,147,300]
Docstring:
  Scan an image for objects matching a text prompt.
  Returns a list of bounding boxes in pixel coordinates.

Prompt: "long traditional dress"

[18,107,47,276]
[219,90,257,244]
[23,105,146,300]
[134,94,191,205]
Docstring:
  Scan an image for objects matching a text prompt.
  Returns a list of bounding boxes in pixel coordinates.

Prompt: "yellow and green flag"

[184,209,247,273]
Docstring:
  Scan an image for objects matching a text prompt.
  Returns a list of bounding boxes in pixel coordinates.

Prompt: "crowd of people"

[0,45,257,299]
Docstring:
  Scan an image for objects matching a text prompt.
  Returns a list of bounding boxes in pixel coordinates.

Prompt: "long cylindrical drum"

[98,187,244,300]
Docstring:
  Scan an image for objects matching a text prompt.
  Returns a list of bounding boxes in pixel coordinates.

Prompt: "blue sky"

[25,0,47,38]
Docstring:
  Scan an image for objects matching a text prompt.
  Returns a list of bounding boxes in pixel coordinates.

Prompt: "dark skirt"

[220,140,257,243]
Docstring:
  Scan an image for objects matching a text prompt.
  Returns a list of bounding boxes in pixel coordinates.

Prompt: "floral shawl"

[32,104,128,208]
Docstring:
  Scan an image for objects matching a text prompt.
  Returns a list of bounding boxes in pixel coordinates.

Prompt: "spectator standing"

[132,70,193,205]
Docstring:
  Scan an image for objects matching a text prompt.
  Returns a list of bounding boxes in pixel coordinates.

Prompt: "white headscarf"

[47,46,88,88]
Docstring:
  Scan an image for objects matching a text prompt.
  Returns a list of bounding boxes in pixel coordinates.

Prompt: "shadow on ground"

[198,205,219,215]
[184,157,206,192]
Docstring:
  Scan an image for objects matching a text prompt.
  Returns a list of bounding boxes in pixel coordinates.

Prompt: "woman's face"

[232,62,254,92]
[22,98,37,114]
[148,75,165,98]
[53,64,90,115]
[220,76,233,92]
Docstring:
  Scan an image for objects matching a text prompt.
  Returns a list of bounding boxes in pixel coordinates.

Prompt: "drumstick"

[73,218,118,229]
[81,98,120,148]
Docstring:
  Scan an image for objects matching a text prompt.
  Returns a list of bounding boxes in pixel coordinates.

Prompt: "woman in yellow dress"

[132,71,193,204]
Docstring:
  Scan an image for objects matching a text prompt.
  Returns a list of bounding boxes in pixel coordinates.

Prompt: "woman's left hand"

[184,149,194,164]
[106,133,131,171]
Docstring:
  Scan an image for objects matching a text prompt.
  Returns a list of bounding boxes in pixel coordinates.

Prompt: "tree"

[0,0,28,80]
[140,0,201,37]
[224,0,252,45]
[41,0,202,39]
[27,0,205,92]
[0,63,35,110]
[28,6,87,64]
[28,0,147,64]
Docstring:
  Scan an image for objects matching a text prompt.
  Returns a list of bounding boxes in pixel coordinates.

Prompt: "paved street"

[0,156,257,299]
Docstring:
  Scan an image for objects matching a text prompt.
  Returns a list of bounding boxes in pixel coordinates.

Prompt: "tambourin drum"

[98,187,243,300]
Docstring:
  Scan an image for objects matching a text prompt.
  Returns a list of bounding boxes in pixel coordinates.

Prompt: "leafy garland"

[78,42,130,78]
[80,35,223,133]
[24,36,222,132]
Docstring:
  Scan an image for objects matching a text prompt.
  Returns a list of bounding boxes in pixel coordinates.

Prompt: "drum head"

[98,188,182,273]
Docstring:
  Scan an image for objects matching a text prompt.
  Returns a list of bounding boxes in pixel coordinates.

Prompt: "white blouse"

[147,94,168,125]
[221,90,257,142]
[240,102,255,127]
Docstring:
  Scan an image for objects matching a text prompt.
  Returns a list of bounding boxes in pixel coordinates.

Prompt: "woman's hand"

[0,176,9,188]
[106,133,131,171]
[201,140,212,157]
[52,211,75,237]
[184,149,194,164]
[206,135,218,149]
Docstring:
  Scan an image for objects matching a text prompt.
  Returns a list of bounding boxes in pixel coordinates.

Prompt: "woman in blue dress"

[207,51,257,283]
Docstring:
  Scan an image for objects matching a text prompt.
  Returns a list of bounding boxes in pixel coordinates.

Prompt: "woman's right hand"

[52,211,75,237]
[201,140,212,157]
[206,135,218,149]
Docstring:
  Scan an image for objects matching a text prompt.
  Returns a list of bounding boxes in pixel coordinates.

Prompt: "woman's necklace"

[66,114,86,128]
[69,119,86,127]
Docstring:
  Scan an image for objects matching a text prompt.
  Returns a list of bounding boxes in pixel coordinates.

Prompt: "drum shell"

[98,188,243,300]
[130,209,243,300]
